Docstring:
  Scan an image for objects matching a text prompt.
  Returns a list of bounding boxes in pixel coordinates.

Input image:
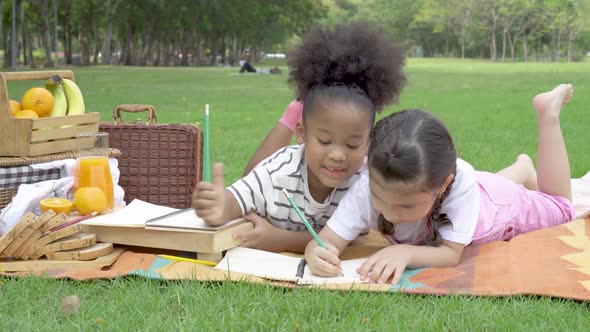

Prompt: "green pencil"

[281,188,327,249]
[203,104,211,182]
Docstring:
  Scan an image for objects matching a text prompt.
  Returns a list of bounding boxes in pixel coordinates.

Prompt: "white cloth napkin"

[0,158,125,234]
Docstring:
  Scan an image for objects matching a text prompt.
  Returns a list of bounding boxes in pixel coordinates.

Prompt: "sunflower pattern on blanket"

[558,220,590,291]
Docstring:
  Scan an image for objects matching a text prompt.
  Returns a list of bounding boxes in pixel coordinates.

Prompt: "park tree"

[0,0,588,67]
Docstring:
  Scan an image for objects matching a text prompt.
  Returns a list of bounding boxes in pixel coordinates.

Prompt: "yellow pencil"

[159,254,217,267]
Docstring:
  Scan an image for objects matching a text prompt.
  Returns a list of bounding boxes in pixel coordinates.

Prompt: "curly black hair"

[287,22,406,112]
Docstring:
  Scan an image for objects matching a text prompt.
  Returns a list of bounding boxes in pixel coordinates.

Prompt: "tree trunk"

[555,29,561,62]
[3,25,9,69]
[63,2,72,64]
[489,8,497,62]
[180,29,189,66]
[93,20,99,65]
[522,33,529,62]
[122,21,133,65]
[19,0,26,66]
[102,0,112,65]
[501,30,507,62]
[509,36,517,62]
[490,30,497,61]
[38,0,53,67]
[52,0,58,64]
[210,32,219,66]
[231,33,238,66]
[567,30,573,63]
[78,19,88,66]
[10,0,17,69]
[26,29,34,68]
[0,1,4,47]
[154,39,160,66]
[163,40,171,66]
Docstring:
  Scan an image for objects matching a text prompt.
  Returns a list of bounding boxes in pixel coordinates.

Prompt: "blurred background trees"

[1,0,588,69]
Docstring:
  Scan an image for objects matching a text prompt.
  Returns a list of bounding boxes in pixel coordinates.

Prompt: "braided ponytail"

[423,174,455,246]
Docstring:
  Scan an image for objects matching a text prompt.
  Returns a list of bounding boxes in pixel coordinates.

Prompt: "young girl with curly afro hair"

[192,22,406,253]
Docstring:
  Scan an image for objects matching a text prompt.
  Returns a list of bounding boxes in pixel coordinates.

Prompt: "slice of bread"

[0,213,36,254]
[21,224,82,260]
[14,214,68,258]
[45,242,113,261]
[3,210,56,256]
[29,233,96,260]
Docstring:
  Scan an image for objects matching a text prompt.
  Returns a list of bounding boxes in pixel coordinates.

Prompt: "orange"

[40,198,74,215]
[9,100,21,115]
[21,87,54,118]
[74,187,108,215]
[13,109,40,119]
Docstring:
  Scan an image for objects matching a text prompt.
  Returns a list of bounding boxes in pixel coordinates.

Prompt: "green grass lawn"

[1,59,590,329]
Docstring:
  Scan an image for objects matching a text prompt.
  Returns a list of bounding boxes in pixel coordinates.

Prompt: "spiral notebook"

[145,208,245,233]
[81,199,245,232]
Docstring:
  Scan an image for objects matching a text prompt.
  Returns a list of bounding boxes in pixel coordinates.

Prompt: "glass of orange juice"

[75,132,114,209]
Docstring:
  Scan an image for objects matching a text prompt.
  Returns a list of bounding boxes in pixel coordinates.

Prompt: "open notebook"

[81,199,245,232]
[214,247,368,285]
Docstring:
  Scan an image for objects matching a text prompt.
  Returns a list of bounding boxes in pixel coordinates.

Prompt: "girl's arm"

[357,240,465,284]
[242,123,294,176]
[233,213,315,253]
[304,226,352,277]
[242,100,303,176]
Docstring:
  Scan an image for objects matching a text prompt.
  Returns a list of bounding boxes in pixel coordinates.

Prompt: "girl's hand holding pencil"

[192,163,227,226]
[304,239,343,277]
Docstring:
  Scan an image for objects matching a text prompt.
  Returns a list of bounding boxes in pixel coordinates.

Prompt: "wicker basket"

[0,148,121,209]
[100,104,202,208]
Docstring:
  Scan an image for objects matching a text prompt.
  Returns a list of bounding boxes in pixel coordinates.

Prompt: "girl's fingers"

[357,256,378,279]
[193,199,218,210]
[194,190,221,201]
[316,246,341,268]
[379,264,396,284]
[391,265,405,285]
[326,243,340,256]
[233,228,256,241]
[369,261,387,283]
[244,213,266,226]
[240,240,255,248]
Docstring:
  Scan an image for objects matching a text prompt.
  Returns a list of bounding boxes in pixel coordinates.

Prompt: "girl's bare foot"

[532,84,573,119]
[516,154,538,190]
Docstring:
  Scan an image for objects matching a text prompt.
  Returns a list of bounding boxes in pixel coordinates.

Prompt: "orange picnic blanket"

[3,217,589,301]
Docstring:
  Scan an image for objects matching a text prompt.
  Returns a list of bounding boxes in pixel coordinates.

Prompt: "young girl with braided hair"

[192,22,406,253]
[305,84,575,283]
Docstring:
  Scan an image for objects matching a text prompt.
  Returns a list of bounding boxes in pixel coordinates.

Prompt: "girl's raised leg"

[531,84,573,201]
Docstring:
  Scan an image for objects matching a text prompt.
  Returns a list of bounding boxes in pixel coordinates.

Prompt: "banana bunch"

[45,75,85,117]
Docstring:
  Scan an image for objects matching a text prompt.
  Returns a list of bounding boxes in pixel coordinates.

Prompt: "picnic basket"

[99,104,203,208]
[0,70,100,157]
[0,148,121,209]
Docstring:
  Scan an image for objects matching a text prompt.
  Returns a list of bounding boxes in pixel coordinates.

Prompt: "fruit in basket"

[21,87,55,118]
[61,78,85,115]
[73,187,107,215]
[13,109,39,119]
[40,197,74,215]
[45,75,68,117]
[9,100,21,115]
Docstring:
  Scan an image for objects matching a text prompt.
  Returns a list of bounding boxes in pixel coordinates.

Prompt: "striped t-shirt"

[227,144,363,231]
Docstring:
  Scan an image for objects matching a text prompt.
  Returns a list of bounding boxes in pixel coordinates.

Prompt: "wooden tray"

[0,70,100,156]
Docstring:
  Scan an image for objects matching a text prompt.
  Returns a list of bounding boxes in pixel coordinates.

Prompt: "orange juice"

[75,156,114,209]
